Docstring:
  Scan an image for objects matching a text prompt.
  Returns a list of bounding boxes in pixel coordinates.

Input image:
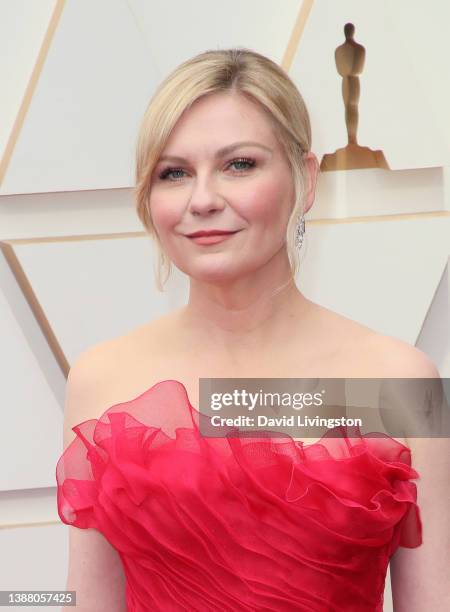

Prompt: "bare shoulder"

[62,338,120,449]
[63,313,177,446]
[310,301,440,378]
[363,332,441,378]
[68,311,176,384]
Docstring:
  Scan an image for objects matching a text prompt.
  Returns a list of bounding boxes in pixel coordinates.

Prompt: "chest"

[105,340,389,446]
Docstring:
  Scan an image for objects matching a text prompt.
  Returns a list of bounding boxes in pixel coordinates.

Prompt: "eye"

[158,167,185,181]
[158,157,256,181]
[228,157,256,172]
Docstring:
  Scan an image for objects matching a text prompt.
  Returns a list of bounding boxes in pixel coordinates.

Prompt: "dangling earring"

[295,213,305,249]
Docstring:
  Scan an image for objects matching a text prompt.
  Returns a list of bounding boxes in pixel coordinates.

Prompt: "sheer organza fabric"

[56,379,422,611]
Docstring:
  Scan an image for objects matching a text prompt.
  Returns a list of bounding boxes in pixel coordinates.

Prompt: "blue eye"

[229,157,256,171]
[158,157,256,181]
[159,167,185,181]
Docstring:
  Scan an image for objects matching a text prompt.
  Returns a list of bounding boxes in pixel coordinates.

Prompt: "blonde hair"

[134,47,313,291]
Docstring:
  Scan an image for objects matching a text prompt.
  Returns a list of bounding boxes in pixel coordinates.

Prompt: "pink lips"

[187,230,237,238]
[187,231,239,245]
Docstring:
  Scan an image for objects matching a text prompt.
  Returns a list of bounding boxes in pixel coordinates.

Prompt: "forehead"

[164,92,279,150]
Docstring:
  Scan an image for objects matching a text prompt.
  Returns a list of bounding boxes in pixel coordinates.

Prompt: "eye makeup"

[158,157,256,181]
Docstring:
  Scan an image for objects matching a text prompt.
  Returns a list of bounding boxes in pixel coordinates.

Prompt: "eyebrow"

[158,141,273,163]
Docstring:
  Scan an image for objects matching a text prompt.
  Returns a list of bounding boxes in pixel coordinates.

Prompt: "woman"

[56,48,448,611]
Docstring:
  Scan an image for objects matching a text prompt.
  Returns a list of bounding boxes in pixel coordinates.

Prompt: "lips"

[186,230,238,238]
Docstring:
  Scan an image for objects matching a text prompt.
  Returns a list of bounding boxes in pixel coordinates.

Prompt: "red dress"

[56,379,422,611]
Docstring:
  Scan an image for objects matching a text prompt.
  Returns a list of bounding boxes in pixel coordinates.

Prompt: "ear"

[303,153,320,215]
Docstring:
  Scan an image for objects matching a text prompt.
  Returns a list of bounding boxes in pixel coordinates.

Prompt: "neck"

[177,268,312,355]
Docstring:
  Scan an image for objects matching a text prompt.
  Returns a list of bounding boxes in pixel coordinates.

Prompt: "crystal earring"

[295,213,305,249]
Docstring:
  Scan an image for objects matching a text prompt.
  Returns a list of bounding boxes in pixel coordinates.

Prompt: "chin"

[181,263,246,284]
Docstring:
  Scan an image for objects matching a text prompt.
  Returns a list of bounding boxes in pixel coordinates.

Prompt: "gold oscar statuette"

[321,22,389,171]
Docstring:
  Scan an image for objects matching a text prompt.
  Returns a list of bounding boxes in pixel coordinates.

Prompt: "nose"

[187,177,226,216]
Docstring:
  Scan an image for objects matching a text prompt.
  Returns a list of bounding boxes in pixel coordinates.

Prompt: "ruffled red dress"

[56,379,422,611]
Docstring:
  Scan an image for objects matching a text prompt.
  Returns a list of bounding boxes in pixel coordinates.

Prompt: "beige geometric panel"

[0,523,68,593]
[311,167,447,219]
[416,259,449,376]
[384,568,394,612]
[291,0,450,170]
[127,0,302,72]
[0,247,64,492]
[0,187,138,240]
[297,215,450,343]
[0,0,58,168]
[0,487,58,528]
[0,0,155,194]
[386,0,450,156]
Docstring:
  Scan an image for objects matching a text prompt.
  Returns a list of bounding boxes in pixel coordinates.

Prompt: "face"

[149,91,299,284]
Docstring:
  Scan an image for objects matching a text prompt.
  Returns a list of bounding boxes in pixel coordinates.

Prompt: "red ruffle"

[56,379,422,611]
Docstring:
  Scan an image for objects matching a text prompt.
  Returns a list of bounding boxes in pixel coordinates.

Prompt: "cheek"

[149,197,179,233]
[242,177,291,224]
